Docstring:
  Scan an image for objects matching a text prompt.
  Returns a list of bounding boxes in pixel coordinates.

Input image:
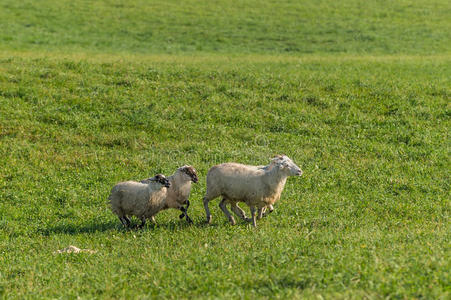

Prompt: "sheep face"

[179,165,198,183]
[272,155,303,177]
[153,174,171,188]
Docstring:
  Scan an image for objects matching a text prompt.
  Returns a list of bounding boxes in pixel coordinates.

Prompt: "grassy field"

[0,0,450,299]
[1,0,450,55]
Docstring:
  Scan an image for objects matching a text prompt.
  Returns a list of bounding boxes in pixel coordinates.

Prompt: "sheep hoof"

[229,217,236,226]
[206,216,212,224]
[262,209,273,218]
[179,213,185,219]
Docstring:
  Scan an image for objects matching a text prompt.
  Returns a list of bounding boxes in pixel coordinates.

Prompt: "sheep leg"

[179,200,190,219]
[262,204,274,217]
[118,214,131,228]
[150,216,156,224]
[137,216,146,229]
[185,213,193,224]
[203,196,212,224]
[250,206,257,227]
[257,207,264,220]
[118,216,129,228]
[185,200,192,222]
[219,199,236,225]
[179,206,193,224]
[186,215,193,224]
[230,203,247,220]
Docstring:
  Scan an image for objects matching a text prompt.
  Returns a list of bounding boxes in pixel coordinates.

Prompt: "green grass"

[1,53,449,299]
[0,0,450,298]
[1,0,450,54]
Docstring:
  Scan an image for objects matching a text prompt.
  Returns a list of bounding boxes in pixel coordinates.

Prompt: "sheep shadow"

[38,220,120,236]
[242,276,312,292]
[37,218,209,236]
[138,216,233,231]
[37,215,253,236]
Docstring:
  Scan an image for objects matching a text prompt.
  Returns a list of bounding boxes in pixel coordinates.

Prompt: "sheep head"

[179,165,199,183]
[271,155,303,177]
[152,174,171,188]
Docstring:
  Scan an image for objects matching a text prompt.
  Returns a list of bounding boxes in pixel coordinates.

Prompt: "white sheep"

[141,165,198,223]
[203,155,303,227]
[109,174,170,228]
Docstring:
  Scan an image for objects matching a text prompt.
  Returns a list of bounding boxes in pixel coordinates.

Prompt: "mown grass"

[0,53,449,298]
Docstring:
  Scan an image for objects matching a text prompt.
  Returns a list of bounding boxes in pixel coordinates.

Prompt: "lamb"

[109,174,170,229]
[203,155,303,227]
[140,165,198,223]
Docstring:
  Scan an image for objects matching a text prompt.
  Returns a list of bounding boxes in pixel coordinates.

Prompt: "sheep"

[109,174,170,229]
[203,155,303,227]
[140,165,198,223]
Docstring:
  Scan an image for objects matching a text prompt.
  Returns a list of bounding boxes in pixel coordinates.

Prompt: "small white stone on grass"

[54,245,96,254]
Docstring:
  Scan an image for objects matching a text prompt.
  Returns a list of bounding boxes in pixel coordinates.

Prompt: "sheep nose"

[297,170,303,176]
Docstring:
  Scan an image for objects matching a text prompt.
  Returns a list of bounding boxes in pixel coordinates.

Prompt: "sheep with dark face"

[109,174,170,229]
[203,155,302,227]
[141,165,198,223]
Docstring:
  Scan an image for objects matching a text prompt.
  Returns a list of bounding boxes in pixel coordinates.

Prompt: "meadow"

[0,0,450,298]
